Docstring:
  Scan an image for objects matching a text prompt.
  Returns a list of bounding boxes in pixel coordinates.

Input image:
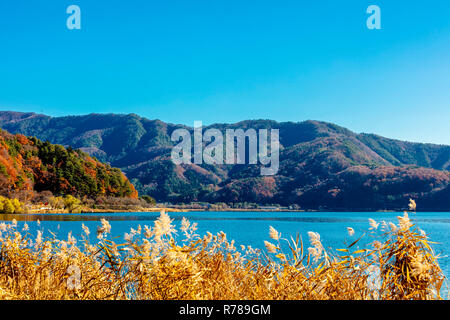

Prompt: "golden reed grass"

[0,205,447,300]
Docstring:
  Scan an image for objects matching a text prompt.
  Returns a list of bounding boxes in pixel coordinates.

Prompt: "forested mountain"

[1,111,449,210]
[0,127,138,200]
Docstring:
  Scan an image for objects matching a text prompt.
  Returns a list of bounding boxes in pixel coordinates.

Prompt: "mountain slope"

[0,128,138,200]
[0,111,448,210]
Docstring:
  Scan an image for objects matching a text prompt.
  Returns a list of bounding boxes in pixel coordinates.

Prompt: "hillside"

[0,111,449,210]
[0,127,138,201]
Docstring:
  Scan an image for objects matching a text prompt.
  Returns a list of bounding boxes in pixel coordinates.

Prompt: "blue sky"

[0,0,449,144]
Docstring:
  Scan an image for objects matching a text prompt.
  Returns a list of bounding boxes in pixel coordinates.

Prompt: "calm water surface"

[1,211,449,282]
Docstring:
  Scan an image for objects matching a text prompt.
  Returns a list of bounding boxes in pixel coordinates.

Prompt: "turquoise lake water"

[1,211,449,290]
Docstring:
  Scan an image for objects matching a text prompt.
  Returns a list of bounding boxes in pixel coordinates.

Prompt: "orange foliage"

[0,129,138,200]
[15,134,29,145]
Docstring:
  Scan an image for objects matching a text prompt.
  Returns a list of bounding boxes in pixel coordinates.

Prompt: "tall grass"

[0,206,446,300]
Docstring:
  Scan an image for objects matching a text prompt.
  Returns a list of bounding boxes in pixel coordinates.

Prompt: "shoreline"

[24,207,191,214]
[17,208,449,215]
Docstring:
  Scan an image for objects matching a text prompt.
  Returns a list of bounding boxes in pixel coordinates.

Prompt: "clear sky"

[0,0,449,144]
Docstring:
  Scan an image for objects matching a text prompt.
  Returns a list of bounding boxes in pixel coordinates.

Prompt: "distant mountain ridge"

[0,111,449,210]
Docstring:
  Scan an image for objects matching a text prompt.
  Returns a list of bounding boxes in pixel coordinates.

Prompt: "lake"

[1,211,450,283]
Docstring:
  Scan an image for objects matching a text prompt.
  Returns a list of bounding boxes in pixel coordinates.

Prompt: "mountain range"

[0,111,449,210]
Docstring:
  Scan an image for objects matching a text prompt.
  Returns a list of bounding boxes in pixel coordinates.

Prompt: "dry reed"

[0,207,446,300]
